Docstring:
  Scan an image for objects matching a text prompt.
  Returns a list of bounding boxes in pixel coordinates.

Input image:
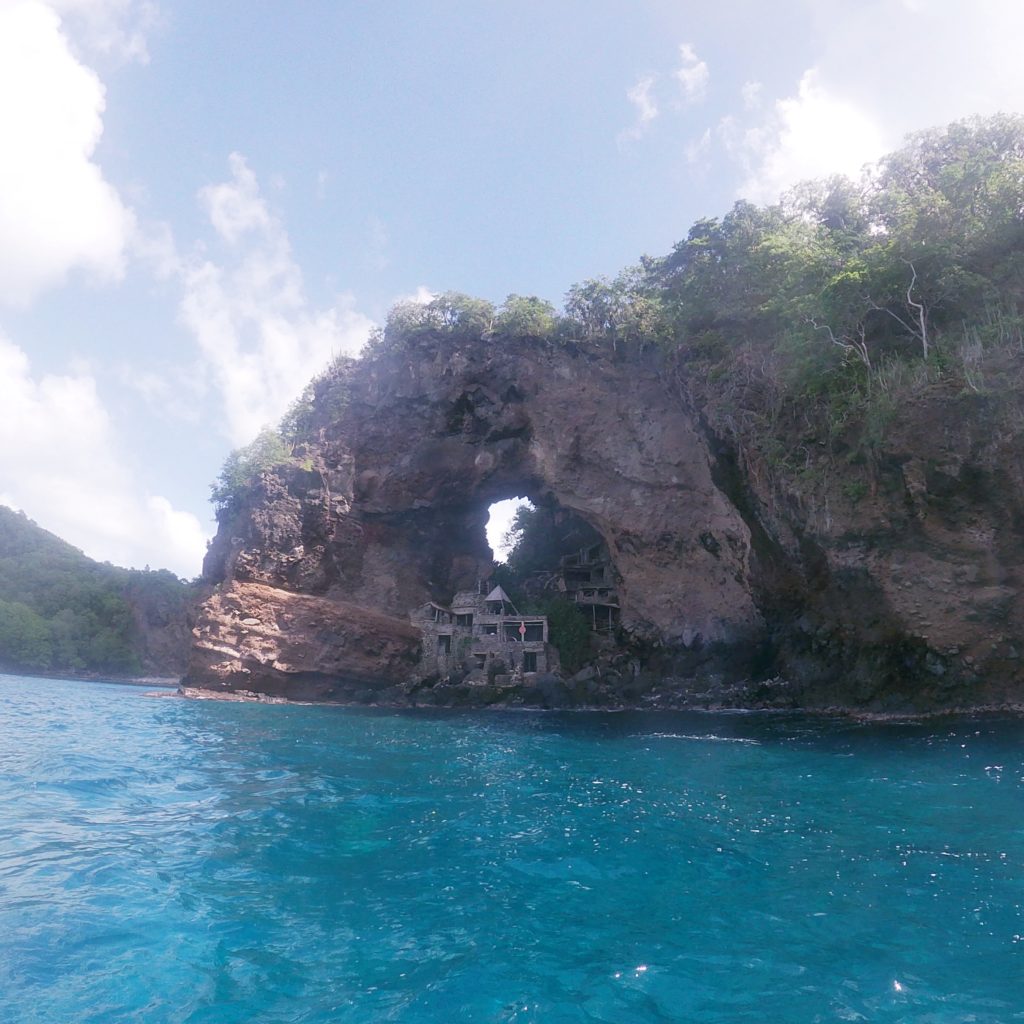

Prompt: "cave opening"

[478,494,621,639]
[485,496,533,563]
[412,491,622,683]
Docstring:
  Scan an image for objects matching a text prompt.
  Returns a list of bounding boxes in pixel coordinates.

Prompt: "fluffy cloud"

[723,0,1024,202]
[0,1,203,575]
[0,332,208,576]
[198,154,272,244]
[399,285,436,305]
[179,154,375,446]
[740,81,762,111]
[736,71,885,203]
[48,0,157,62]
[621,43,708,144]
[674,43,709,104]
[622,75,659,141]
[0,0,135,306]
[685,127,712,168]
[802,0,1024,118]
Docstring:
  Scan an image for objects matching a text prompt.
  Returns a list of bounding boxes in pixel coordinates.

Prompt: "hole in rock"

[485,497,533,562]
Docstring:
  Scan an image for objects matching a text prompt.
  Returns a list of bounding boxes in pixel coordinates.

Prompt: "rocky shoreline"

[174,680,1024,724]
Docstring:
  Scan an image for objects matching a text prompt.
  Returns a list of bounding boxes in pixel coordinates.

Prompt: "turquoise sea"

[0,674,1022,1023]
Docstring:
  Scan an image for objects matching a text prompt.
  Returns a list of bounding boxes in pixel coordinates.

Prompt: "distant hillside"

[0,507,193,678]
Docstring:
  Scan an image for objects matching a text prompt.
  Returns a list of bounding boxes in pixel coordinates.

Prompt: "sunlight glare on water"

[0,674,1022,1023]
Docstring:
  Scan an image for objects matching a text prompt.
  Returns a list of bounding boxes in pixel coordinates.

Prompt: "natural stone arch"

[191,332,763,701]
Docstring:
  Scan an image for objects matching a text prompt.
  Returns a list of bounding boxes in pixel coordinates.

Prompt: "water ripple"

[0,675,1022,1022]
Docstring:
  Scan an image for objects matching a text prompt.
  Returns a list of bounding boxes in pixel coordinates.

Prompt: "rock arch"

[189,333,762,702]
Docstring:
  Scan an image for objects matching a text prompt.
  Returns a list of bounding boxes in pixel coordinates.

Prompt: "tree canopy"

[0,507,189,675]
[210,427,293,515]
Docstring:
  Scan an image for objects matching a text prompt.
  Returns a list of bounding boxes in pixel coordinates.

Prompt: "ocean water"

[0,675,1022,1023]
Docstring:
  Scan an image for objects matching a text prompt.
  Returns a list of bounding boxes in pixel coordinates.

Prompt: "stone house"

[411,585,550,678]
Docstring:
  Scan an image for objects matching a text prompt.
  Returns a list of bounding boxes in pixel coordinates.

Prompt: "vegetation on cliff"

[648,115,1024,495]
[213,115,1022,513]
[350,114,1024,510]
[210,427,293,516]
[210,113,1024,528]
[0,506,191,676]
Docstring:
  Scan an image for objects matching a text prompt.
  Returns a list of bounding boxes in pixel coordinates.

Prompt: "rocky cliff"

[184,329,1024,713]
[729,378,1024,713]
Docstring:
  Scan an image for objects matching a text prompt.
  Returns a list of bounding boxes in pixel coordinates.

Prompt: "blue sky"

[2,0,1024,577]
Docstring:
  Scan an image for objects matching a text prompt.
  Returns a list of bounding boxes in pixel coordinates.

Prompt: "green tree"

[494,294,557,338]
[0,507,189,676]
[0,600,53,670]
[380,292,497,347]
[210,427,292,516]
[534,597,592,675]
[428,292,495,336]
[563,266,669,351]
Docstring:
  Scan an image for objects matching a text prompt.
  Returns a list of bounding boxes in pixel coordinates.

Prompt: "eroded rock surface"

[187,332,1024,712]
[735,387,1024,713]
[184,580,422,702]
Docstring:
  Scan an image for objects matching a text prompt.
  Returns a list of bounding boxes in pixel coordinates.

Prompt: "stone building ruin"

[411,584,550,678]
[529,541,621,635]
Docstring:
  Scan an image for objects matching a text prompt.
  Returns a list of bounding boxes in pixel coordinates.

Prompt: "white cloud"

[180,154,375,446]
[721,1,1024,204]
[0,0,135,306]
[621,43,709,144]
[199,153,272,245]
[821,0,1024,132]
[401,285,435,305]
[48,0,158,63]
[737,70,884,203]
[145,495,207,570]
[621,75,659,141]
[0,332,208,576]
[740,80,762,110]
[685,127,712,167]
[674,43,709,104]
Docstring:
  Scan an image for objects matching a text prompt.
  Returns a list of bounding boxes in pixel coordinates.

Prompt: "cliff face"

[124,577,194,676]
[186,580,421,701]
[186,332,1024,713]
[731,383,1024,712]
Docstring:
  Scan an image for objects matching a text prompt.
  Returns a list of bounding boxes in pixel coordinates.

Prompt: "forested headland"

[0,507,193,677]
[189,114,1024,712]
